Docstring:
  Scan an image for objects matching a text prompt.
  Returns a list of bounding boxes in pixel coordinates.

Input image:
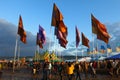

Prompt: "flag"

[51,3,63,27]
[81,32,89,48]
[51,3,68,48]
[36,25,46,49]
[20,31,26,43]
[91,14,108,34]
[17,15,26,43]
[116,47,120,52]
[55,27,68,48]
[36,33,43,48]
[107,44,112,53]
[100,45,106,53]
[91,14,110,44]
[94,47,98,54]
[58,21,67,33]
[96,22,110,44]
[39,25,46,44]
[97,33,109,44]
[91,14,99,34]
[91,47,98,54]
[116,43,120,52]
[76,26,80,48]
[87,48,91,54]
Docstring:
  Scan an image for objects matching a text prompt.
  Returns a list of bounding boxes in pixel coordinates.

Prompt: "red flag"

[91,14,100,34]
[76,26,80,48]
[97,33,109,44]
[20,31,26,43]
[91,14,110,43]
[58,21,67,33]
[51,3,63,27]
[82,32,89,48]
[17,15,26,43]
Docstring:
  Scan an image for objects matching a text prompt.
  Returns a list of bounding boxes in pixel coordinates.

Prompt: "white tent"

[78,57,91,62]
[98,56,106,61]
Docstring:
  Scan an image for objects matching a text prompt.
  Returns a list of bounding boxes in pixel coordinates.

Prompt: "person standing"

[74,62,81,80]
[67,62,75,80]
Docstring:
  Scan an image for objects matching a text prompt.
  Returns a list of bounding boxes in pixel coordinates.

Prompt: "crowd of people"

[29,60,120,80]
[0,59,120,80]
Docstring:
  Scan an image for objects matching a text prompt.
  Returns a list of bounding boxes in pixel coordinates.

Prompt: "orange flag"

[82,32,89,48]
[58,21,67,33]
[17,15,27,43]
[51,3,63,27]
[91,14,110,44]
[91,14,100,34]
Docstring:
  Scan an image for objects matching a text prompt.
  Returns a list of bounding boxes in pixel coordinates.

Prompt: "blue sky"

[0,0,120,49]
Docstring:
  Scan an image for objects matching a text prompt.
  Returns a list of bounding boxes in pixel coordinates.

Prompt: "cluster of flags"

[51,3,68,48]
[87,44,113,54]
[16,3,114,56]
[75,26,90,48]
[17,15,46,49]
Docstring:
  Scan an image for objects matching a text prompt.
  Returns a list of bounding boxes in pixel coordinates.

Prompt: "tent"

[78,57,91,62]
[106,53,120,60]
[98,56,106,61]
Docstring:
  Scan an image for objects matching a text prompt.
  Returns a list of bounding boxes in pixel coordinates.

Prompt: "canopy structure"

[78,57,91,62]
[98,56,106,61]
[106,53,120,60]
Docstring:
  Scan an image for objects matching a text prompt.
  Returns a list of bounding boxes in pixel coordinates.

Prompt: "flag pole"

[76,48,78,62]
[13,34,18,73]
[37,45,39,62]
[92,33,95,58]
[49,26,52,61]
[17,45,20,63]
[106,44,108,57]
[81,45,84,58]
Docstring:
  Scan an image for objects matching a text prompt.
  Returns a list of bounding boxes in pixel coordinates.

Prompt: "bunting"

[81,32,89,48]
[91,14,110,44]
[76,26,80,48]
[17,15,26,43]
